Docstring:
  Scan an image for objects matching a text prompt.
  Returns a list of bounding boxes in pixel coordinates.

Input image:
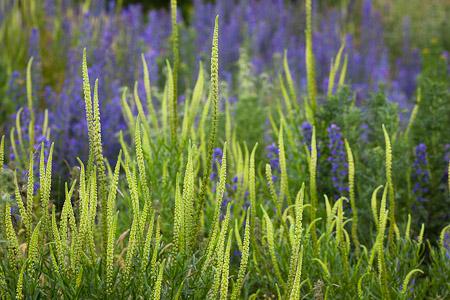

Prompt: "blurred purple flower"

[327,124,348,199]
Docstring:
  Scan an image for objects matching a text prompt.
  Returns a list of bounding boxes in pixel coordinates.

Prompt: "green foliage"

[82,49,108,249]
[0,3,448,299]
[171,0,179,142]
[409,43,450,236]
[305,0,318,118]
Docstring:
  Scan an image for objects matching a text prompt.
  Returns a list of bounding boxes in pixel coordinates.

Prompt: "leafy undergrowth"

[0,0,449,299]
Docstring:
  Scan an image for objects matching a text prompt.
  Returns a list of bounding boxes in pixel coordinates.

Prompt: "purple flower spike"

[327,124,348,199]
[266,143,280,174]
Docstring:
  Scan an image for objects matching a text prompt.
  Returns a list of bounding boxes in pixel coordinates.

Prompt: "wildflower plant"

[0,0,449,299]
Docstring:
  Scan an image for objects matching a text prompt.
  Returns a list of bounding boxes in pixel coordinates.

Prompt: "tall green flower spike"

[305,0,317,117]
[153,259,165,300]
[82,49,95,170]
[405,88,421,139]
[123,158,141,221]
[309,126,318,247]
[279,73,294,122]
[151,216,161,276]
[210,203,231,299]
[335,197,344,247]
[327,40,345,97]
[287,184,305,291]
[182,62,205,144]
[26,151,34,224]
[371,185,383,229]
[266,164,281,216]
[401,269,424,295]
[220,229,233,300]
[171,0,179,139]
[338,54,348,89]
[249,143,258,230]
[345,139,360,255]
[9,126,19,166]
[93,78,108,241]
[174,173,183,252]
[166,60,177,143]
[376,187,389,298]
[82,49,108,248]
[28,221,41,277]
[5,203,20,269]
[382,125,396,243]
[199,15,220,231]
[231,210,251,300]
[15,108,25,155]
[0,135,4,171]
[204,143,227,269]
[181,144,196,253]
[283,50,297,104]
[417,223,425,245]
[16,264,26,300]
[141,53,159,131]
[140,213,155,273]
[39,142,54,229]
[133,82,147,130]
[279,124,290,205]
[51,206,62,272]
[120,88,135,135]
[26,57,35,145]
[368,185,388,270]
[14,170,31,238]
[106,153,121,293]
[134,119,152,212]
[123,218,139,284]
[261,205,284,286]
[405,214,412,241]
[289,246,303,300]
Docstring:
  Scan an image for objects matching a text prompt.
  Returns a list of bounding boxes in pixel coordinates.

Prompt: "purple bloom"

[301,121,313,149]
[327,124,348,199]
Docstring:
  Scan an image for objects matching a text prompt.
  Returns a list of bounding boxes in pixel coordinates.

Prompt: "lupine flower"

[412,143,430,203]
[6,71,24,105]
[327,124,348,199]
[230,175,239,192]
